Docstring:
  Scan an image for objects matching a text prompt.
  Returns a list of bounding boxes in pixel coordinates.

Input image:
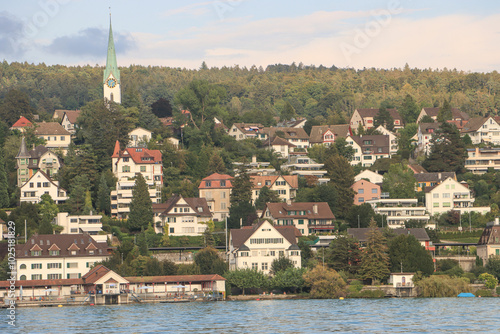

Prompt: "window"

[67,263,78,268]
[206,181,211,187]
[278,190,287,195]
[47,263,62,269]
[358,189,364,194]
[47,274,62,280]
[443,193,450,198]
[443,202,451,207]
[252,263,258,270]
[29,182,34,188]
[222,191,226,199]
[43,182,49,187]
[67,273,81,279]
[140,166,146,172]
[86,262,95,268]
[220,180,226,187]
[250,238,283,244]
[31,274,42,280]
[170,228,174,233]
[279,251,284,257]
[60,136,65,141]
[433,193,439,198]
[358,197,364,203]
[240,252,249,257]
[372,188,378,194]
[221,203,226,210]
[122,166,130,172]
[261,263,268,271]
[290,251,299,256]
[298,219,304,225]
[31,250,41,256]
[123,157,129,162]
[31,263,42,269]
[269,251,275,256]
[433,203,439,207]
[20,264,26,270]
[20,275,26,280]
[377,148,382,153]
[50,250,60,256]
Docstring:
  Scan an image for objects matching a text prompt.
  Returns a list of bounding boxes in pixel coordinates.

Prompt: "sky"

[1,0,500,72]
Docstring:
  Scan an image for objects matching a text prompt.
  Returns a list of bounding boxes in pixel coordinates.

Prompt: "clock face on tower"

[106,78,117,88]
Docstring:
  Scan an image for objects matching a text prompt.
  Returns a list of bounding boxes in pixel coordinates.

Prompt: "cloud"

[0,11,28,56]
[45,27,136,57]
[162,1,215,18]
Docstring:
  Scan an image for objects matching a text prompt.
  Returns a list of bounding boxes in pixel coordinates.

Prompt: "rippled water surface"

[2,298,499,333]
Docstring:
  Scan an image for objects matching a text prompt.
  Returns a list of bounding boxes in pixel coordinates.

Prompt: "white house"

[53,212,108,243]
[128,127,152,147]
[461,116,500,145]
[251,175,298,204]
[281,155,329,184]
[417,123,440,155]
[346,135,391,167]
[153,195,212,236]
[229,123,267,141]
[20,170,68,204]
[465,147,500,174]
[375,125,398,154]
[264,127,310,150]
[34,122,71,154]
[262,136,296,158]
[424,177,490,216]
[110,141,163,218]
[228,220,301,275]
[60,110,81,135]
[366,199,431,229]
[15,234,110,280]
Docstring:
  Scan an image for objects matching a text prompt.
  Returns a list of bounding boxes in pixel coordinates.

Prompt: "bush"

[478,273,498,289]
[349,289,386,298]
[475,289,493,297]
[347,280,363,293]
[303,264,347,299]
[416,275,471,297]
[496,286,500,295]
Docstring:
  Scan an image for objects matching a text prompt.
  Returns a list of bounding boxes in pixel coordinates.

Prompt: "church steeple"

[103,14,121,104]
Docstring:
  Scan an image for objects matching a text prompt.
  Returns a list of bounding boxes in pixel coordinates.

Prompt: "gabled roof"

[309,124,351,144]
[414,172,456,183]
[154,195,212,217]
[11,116,33,128]
[355,108,403,123]
[250,175,299,189]
[53,109,74,119]
[82,265,113,284]
[461,116,494,133]
[231,123,265,135]
[264,127,310,140]
[419,122,440,134]
[422,107,469,120]
[349,135,390,154]
[264,202,335,220]
[34,122,71,135]
[62,110,81,124]
[423,177,466,193]
[112,140,162,164]
[478,224,500,245]
[20,170,66,191]
[230,220,300,249]
[407,165,427,174]
[262,136,296,147]
[15,234,109,259]
[199,173,233,189]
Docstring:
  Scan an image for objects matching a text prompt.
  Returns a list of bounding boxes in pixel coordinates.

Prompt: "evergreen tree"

[326,234,361,275]
[388,234,434,276]
[422,122,467,173]
[194,247,228,275]
[67,175,91,215]
[280,101,296,121]
[345,203,375,228]
[128,174,153,232]
[325,155,354,218]
[207,151,226,175]
[359,221,390,284]
[437,99,452,122]
[82,190,94,215]
[374,105,394,131]
[228,172,256,228]
[0,150,9,208]
[38,216,54,234]
[97,172,111,214]
[0,89,35,126]
[400,94,420,124]
[254,186,281,210]
[382,164,416,198]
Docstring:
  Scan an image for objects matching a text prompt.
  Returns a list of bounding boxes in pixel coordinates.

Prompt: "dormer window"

[206,181,211,187]
[50,250,60,256]
[71,251,76,255]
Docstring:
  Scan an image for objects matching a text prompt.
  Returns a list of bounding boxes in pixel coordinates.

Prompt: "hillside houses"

[350,108,404,131]
[309,124,351,146]
[346,135,391,167]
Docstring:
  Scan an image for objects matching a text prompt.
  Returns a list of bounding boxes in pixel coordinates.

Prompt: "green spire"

[103,15,120,83]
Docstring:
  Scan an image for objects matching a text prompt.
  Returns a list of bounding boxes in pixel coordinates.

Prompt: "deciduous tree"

[303,264,347,299]
[382,164,416,199]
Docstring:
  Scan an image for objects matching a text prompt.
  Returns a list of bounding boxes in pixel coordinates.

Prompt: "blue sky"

[1,0,500,71]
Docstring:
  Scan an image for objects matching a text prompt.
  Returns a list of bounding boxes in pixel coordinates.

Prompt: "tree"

[346,203,375,228]
[478,273,498,289]
[271,267,306,293]
[0,89,35,127]
[39,194,59,222]
[359,221,390,284]
[298,239,313,267]
[326,234,361,275]
[194,247,228,275]
[486,256,500,280]
[144,257,163,276]
[67,175,91,215]
[128,174,153,232]
[280,101,296,121]
[254,186,281,210]
[270,255,295,275]
[303,264,347,299]
[228,172,256,228]
[174,80,226,129]
[420,115,435,123]
[325,155,354,218]
[374,105,394,131]
[82,190,94,215]
[162,259,178,275]
[437,99,452,122]
[207,151,226,175]
[334,137,355,161]
[97,172,111,214]
[422,122,467,173]
[382,164,416,198]
[224,268,268,295]
[400,94,420,124]
[38,216,54,234]
[0,150,9,208]
[388,234,434,276]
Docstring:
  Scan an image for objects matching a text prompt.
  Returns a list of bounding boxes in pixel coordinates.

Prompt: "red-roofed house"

[262,202,335,236]
[10,116,33,132]
[110,141,163,218]
[229,220,301,275]
[198,173,234,221]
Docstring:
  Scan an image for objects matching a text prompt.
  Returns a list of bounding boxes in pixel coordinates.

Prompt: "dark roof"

[419,122,440,133]
[15,234,109,259]
[309,124,351,144]
[251,175,298,190]
[414,172,456,183]
[264,127,310,140]
[16,137,30,158]
[231,123,265,135]
[478,224,500,245]
[349,135,390,154]
[461,116,490,133]
[262,136,296,147]
[408,164,427,174]
[347,228,429,242]
[264,202,335,220]
[355,108,403,122]
[422,107,469,120]
[82,265,114,284]
[155,195,212,218]
[62,110,81,124]
[34,122,71,135]
[230,221,300,249]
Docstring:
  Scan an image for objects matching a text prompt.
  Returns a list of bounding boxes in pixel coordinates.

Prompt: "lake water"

[2,298,499,333]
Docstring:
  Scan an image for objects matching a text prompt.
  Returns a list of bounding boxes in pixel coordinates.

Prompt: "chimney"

[438,173,442,180]
[252,155,257,164]
[495,217,499,226]
[313,204,318,214]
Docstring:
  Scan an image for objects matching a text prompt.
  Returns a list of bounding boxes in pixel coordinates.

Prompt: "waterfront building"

[262,202,335,236]
[477,218,500,265]
[198,173,233,221]
[228,220,301,275]
[15,234,110,281]
[153,195,212,236]
[110,140,162,218]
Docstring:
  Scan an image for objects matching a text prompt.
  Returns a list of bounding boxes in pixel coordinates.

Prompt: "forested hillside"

[1,61,500,123]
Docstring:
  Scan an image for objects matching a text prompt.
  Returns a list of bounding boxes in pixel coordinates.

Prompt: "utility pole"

[358,215,360,228]
[225,217,228,262]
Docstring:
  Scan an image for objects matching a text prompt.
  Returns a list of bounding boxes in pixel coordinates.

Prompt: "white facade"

[375,125,398,154]
[111,180,160,218]
[465,148,500,174]
[354,170,384,184]
[229,221,301,275]
[251,175,298,204]
[104,73,121,104]
[155,196,212,236]
[128,128,152,147]
[53,212,108,243]
[20,171,67,204]
[425,178,490,216]
[464,117,500,145]
[366,199,430,229]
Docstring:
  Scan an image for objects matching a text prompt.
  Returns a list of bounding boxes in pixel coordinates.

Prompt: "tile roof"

[112,141,162,164]
[11,116,33,128]
[199,173,233,189]
[419,122,440,134]
[461,116,490,133]
[154,195,212,218]
[422,107,469,120]
[15,234,109,259]
[53,109,74,120]
[34,122,71,135]
[355,108,403,122]
[264,202,335,220]
[408,164,427,174]
[349,135,390,154]
[62,110,81,124]
[309,124,351,144]
[250,175,299,189]
[21,170,67,191]
[262,136,296,147]
[264,127,310,140]
[414,172,456,183]
[232,123,266,135]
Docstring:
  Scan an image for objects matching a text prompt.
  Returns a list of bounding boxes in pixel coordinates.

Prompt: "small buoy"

[90,303,95,306]
[339,297,344,300]
[256,298,260,301]
[58,305,63,307]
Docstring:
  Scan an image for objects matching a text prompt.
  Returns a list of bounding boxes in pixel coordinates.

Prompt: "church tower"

[103,15,121,104]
